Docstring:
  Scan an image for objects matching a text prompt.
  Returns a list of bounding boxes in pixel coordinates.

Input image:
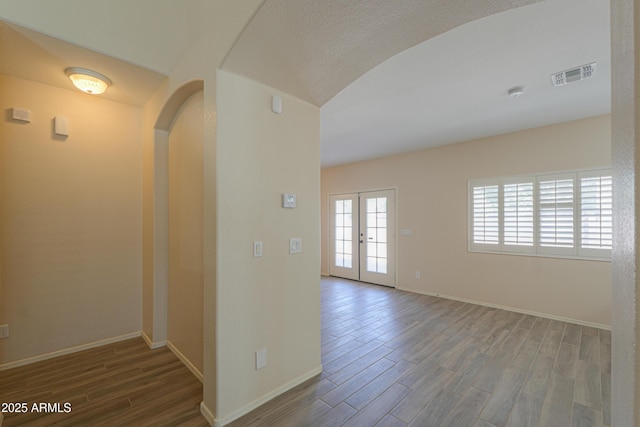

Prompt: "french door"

[329,189,396,287]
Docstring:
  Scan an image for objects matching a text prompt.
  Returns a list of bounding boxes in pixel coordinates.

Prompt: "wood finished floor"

[1,278,611,427]
[230,277,611,427]
[0,338,208,426]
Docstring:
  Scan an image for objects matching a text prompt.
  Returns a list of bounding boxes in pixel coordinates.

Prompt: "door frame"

[327,187,398,287]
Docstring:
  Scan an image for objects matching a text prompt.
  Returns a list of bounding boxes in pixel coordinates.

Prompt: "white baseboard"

[213,365,323,426]
[141,330,167,349]
[0,331,142,371]
[397,285,611,331]
[200,401,215,426]
[167,340,203,383]
[321,272,330,277]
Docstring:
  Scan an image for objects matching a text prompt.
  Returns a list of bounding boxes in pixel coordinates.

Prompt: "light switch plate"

[289,238,302,254]
[256,348,267,369]
[253,241,263,258]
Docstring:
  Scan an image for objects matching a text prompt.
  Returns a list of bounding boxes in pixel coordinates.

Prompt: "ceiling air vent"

[551,63,597,86]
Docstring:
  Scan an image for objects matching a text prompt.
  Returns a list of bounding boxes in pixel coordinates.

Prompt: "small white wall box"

[282,193,296,208]
[54,116,69,136]
[12,107,31,122]
[256,348,267,369]
[271,95,283,114]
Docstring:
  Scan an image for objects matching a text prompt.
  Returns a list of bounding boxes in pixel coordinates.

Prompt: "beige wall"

[0,75,142,365]
[322,115,612,327]
[168,90,204,375]
[216,70,321,421]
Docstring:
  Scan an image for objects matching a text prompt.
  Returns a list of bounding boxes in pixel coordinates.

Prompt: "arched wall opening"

[148,80,205,383]
[167,89,204,378]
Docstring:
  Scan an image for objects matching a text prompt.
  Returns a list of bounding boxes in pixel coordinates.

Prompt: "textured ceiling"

[221,0,541,106]
[320,0,611,166]
[0,0,611,166]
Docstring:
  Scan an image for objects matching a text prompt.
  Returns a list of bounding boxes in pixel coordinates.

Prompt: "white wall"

[0,75,142,366]
[216,70,321,422]
[322,115,611,327]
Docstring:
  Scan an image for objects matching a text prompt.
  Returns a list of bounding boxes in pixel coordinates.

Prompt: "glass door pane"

[329,193,359,280]
[359,189,395,287]
[334,199,353,268]
[365,197,388,274]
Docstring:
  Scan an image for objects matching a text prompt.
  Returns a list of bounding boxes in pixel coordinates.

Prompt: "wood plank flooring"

[229,277,611,427]
[0,338,208,426]
[1,278,611,426]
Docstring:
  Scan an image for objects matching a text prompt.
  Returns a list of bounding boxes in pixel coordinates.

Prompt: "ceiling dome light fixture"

[508,86,525,98]
[65,67,112,95]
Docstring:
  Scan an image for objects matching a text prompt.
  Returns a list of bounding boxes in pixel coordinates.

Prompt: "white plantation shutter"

[579,172,612,256]
[503,180,534,251]
[469,169,610,260]
[471,183,500,249]
[538,176,575,255]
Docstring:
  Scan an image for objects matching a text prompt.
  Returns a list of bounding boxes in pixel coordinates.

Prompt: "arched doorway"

[149,80,205,383]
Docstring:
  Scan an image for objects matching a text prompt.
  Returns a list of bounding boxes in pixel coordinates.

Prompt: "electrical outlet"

[415,271,421,279]
[0,324,9,339]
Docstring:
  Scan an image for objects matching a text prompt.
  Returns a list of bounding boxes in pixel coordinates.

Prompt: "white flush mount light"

[65,67,112,95]
[508,86,525,98]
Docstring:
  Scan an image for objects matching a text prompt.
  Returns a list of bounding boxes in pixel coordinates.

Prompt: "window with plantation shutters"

[471,184,499,249]
[538,176,574,255]
[469,168,611,261]
[503,181,534,251]
[580,173,612,256]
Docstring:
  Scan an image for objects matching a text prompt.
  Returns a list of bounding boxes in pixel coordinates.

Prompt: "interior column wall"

[611,0,640,424]
[215,70,321,423]
[140,3,268,420]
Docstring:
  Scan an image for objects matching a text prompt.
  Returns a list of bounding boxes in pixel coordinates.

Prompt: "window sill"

[468,248,611,262]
